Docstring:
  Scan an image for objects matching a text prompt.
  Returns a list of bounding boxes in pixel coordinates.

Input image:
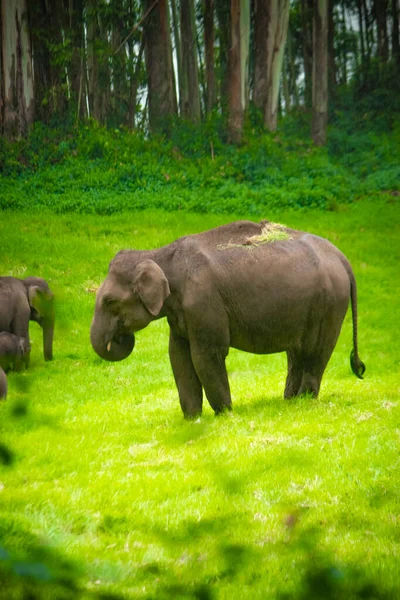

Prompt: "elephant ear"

[28,285,41,311]
[134,260,170,316]
[28,285,51,316]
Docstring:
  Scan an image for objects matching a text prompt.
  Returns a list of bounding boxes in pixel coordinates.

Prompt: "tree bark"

[374,0,389,61]
[253,0,268,111]
[170,0,183,114]
[216,0,230,110]
[180,0,201,120]
[204,0,217,113]
[253,0,290,130]
[1,0,34,137]
[392,0,400,67]
[301,0,313,108]
[87,0,101,120]
[69,0,86,120]
[143,0,177,134]
[312,0,328,146]
[240,0,250,110]
[228,0,243,143]
[264,0,290,130]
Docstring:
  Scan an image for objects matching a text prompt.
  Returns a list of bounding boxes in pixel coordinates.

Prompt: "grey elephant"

[90,220,365,418]
[0,332,29,372]
[0,276,55,365]
[0,367,7,400]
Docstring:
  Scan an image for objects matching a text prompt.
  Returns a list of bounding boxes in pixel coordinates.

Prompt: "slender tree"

[253,0,290,130]
[240,0,250,110]
[216,0,230,109]
[0,0,34,137]
[392,0,400,67]
[204,0,217,113]
[143,0,177,134]
[374,0,389,61]
[301,0,313,107]
[180,0,201,120]
[228,0,243,143]
[312,0,328,145]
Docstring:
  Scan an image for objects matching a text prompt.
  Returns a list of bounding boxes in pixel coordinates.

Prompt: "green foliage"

[1,109,399,216]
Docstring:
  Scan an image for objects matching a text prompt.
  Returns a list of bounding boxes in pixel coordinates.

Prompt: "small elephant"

[0,276,55,365]
[0,332,29,372]
[0,367,7,400]
[90,220,365,418]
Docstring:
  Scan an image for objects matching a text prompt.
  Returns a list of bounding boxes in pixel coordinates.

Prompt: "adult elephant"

[90,220,365,418]
[0,276,55,365]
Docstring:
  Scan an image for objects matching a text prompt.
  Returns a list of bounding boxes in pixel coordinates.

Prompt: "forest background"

[0,0,400,599]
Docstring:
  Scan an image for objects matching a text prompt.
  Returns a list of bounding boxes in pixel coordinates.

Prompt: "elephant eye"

[103,296,117,309]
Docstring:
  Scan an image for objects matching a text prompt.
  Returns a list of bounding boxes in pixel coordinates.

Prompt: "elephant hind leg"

[296,336,339,398]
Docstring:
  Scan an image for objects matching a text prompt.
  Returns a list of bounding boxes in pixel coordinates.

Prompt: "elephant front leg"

[190,343,232,415]
[169,333,203,419]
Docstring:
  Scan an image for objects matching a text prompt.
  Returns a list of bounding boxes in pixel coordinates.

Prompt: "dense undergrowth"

[1,103,399,216]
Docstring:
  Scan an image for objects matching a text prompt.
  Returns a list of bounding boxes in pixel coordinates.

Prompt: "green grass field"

[1,198,399,599]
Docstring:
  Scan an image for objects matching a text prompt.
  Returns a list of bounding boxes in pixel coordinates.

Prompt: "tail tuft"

[350,349,366,379]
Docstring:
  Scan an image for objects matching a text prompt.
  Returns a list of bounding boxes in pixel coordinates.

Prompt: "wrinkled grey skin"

[0,367,7,400]
[91,220,365,418]
[0,332,29,372]
[0,276,55,366]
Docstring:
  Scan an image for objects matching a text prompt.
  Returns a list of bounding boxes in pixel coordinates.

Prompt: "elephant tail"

[348,268,366,380]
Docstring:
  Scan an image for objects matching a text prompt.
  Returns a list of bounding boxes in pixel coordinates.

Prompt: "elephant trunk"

[90,315,135,362]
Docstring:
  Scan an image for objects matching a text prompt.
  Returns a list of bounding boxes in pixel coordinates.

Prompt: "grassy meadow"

[0,197,399,599]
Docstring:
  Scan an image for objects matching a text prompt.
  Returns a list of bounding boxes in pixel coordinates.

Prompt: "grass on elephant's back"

[0,200,399,599]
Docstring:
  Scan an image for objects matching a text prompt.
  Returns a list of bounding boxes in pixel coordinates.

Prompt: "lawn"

[0,197,399,599]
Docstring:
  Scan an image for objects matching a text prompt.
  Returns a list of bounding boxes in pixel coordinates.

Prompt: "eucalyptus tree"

[180,0,201,120]
[253,0,290,130]
[142,0,177,133]
[1,0,34,136]
[312,0,328,145]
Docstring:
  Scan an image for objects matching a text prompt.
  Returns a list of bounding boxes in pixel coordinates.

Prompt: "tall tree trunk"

[170,0,183,114]
[392,0,400,67]
[180,0,201,120]
[204,0,217,113]
[30,0,67,122]
[327,0,336,96]
[362,0,372,63]
[341,4,347,84]
[0,0,34,137]
[87,0,101,120]
[30,0,52,122]
[240,0,250,110]
[374,0,389,61]
[264,0,290,130]
[253,0,290,130]
[143,0,177,134]
[69,0,86,120]
[312,0,328,146]
[253,0,268,111]
[228,0,243,143]
[301,0,313,108]
[216,0,230,111]
[111,0,127,125]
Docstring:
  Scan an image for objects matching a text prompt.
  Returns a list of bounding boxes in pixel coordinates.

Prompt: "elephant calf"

[91,220,365,418]
[0,332,29,372]
[0,367,7,400]
[0,276,55,365]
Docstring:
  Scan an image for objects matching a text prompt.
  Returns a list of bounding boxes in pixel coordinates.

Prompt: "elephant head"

[23,277,55,361]
[90,255,170,362]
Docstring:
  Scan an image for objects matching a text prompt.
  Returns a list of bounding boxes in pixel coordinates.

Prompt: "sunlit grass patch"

[0,199,399,599]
